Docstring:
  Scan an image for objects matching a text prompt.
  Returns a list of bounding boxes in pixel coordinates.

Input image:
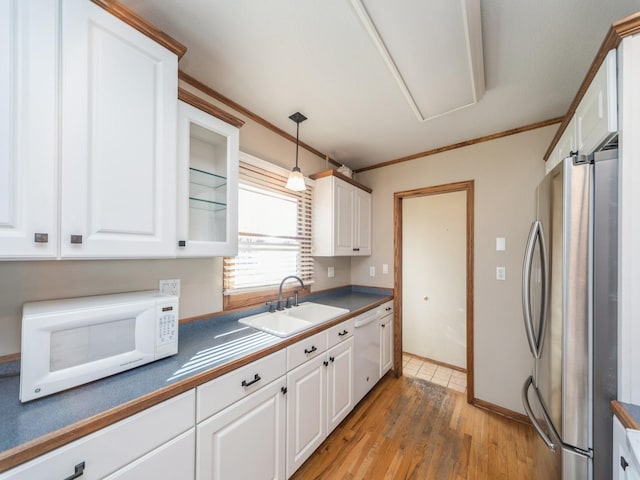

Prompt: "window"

[223,156,313,307]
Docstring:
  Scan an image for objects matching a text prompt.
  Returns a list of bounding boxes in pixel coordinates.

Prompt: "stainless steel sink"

[238,302,349,337]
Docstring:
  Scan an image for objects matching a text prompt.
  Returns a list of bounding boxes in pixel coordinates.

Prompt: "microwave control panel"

[156,302,179,356]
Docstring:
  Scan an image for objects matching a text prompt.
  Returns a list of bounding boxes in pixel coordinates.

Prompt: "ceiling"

[122,0,640,171]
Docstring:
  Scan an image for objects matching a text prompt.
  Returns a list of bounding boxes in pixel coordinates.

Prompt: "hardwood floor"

[291,373,537,480]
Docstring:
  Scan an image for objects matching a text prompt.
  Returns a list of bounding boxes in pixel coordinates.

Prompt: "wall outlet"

[369,266,376,277]
[328,266,335,278]
[382,264,389,274]
[160,279,181,297]
[496,267,506,281]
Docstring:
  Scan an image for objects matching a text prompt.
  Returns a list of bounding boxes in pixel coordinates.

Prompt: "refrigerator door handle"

[522,220,549,359]
[522,376,556,452]
[522,376,594,460]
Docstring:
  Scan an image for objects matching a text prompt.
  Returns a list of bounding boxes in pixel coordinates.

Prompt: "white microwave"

[20,290,179,402]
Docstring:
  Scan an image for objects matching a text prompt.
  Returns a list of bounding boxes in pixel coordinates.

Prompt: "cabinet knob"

[34,233,49,243]
[70,235,83,244]
[330,356,335,363]
[323,360,329,367]
[381,323,386,328]
[178,240,186,247]
[281,386,288,395]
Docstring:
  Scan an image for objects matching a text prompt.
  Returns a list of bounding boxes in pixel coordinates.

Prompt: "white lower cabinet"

[286,355,327,477]
[196,377,287,480]
[614,416,640,480]
[0,391,195,480]
[380,313,394,377]
[286,320,355,478]
[326,337,354,434]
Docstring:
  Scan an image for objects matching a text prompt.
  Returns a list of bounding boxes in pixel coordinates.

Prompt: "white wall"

[352,125,554,413]
[0,80,351,357]
[402,191,466,369]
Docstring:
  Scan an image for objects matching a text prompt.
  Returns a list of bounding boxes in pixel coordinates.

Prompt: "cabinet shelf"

[189,167,227,189]
[189,197,227,212]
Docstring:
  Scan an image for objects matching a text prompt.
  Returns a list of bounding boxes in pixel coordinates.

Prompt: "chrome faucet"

[278,275,304,310]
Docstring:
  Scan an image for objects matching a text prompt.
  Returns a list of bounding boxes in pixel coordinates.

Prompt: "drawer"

[196,349,286,422]
[0,390,195,480]
[327,318,355,349]
[286,330,328,371]
[103,429,195,480]
[376,300,394,317]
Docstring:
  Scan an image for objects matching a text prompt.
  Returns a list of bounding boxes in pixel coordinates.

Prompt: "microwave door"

[20,302,157,402]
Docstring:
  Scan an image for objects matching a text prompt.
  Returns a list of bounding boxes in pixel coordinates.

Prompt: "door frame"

[393,180,474,403]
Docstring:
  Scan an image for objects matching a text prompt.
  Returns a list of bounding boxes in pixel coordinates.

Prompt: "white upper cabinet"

[311,170,372,256]
[176,98,239,257]
[60,0,178,258]
[575,49,617,156]
[0,0,58,259]
[547,49,617,173]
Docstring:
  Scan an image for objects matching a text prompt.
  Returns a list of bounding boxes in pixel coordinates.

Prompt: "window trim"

[223,152,314,310]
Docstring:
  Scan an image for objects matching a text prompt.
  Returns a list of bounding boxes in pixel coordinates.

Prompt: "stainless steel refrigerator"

[521,148,618,480]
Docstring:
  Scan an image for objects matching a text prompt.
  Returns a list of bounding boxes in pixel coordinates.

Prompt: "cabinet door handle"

[330,356,335,363]
[338,330,348,337]
[241,373,261,388]
[621,456,629,471]
[34,233,49,243]
[178,240,186,247]
[323,360,329,367]
[70,235,83,244]
[281,386,288,395]
[352,248,360,252]
[304,346,317,355]
[64,462,85,480]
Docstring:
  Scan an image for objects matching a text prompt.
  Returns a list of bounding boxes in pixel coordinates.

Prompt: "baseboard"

[0,352,20,364]
[472,397,530,425]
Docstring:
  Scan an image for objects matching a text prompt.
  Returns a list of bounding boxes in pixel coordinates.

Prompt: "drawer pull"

[241,373,261,388]
[304,346,317,355]
[385,307,392,311]
[64,462,85,480]
[70,234,83,244]
[338,330,349,337]
[178,240,186,247]
[621,456,629,471]
[34,233,49,243]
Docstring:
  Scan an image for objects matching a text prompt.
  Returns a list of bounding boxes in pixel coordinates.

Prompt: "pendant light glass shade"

[286,112,307,192]
[286,167,306,191]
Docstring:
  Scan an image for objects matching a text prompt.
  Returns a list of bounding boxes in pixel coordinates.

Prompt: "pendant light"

[285,112,308,192]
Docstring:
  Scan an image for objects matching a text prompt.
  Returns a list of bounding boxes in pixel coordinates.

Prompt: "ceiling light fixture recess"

[285,112,308,192]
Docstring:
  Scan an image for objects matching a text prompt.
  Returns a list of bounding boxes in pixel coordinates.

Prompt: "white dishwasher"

[354,307,383,404]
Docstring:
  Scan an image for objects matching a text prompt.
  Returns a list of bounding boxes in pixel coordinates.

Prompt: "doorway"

[393,180,474,403]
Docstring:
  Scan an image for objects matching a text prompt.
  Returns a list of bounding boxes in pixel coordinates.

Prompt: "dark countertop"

[0,286,391,471]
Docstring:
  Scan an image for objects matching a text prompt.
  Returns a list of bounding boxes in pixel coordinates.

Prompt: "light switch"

[369,266,376,277]
[382,264,389,274]
[496,237,506,251]
[496,267,506,281]
[328,266,335,278]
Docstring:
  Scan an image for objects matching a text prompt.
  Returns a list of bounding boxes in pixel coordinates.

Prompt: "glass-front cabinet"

[177,95,240,257]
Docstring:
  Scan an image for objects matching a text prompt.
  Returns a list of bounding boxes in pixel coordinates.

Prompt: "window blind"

[223,160,313,294]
